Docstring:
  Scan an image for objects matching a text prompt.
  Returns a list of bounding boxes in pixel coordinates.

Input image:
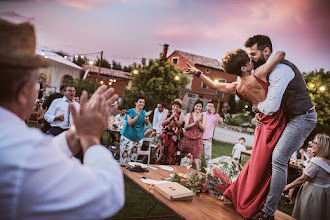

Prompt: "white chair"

[137,137,157,165]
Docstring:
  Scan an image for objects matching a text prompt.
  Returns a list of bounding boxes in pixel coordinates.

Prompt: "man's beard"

[252,55,266,69]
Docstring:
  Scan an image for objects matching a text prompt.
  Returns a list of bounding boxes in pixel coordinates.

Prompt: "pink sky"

[1,0,329,72]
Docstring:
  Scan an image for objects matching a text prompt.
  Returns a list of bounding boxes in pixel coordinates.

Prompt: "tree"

[72,79,99,97]
[303,69,330,138]
[55,51,69,57]
[112,60,122,70]
[123,56,190,111]
[95,57,111,68]
[73,56,88,67]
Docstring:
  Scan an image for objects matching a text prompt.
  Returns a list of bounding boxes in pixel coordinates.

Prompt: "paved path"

[213,125,255,147]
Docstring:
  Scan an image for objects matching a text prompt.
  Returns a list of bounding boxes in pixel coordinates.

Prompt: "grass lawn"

[27,123,293,218]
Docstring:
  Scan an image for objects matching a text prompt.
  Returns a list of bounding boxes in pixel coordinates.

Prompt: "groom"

[245,35,317,220]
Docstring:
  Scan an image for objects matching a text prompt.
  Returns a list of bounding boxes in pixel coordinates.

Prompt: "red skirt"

[223,107,286,218]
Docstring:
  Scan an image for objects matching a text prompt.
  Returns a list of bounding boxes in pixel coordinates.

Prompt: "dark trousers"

[48,127,67,136]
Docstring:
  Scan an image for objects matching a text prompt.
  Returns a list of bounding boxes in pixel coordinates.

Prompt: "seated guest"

[40,85,65,133]
[284,134,330,220]
[115,106,127,127]
[44,85,80,136]
[119,96,152,163]
[304,146,315,168]
[0,18,124,219]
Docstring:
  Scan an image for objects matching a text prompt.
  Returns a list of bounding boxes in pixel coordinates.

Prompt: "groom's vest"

[279,59,314,118]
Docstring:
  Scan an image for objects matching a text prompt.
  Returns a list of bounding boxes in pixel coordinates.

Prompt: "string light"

[45,56,48,59]
[133,70,138,74]
[75,55,78,58]
[64,56,68,59]
[175,76,179,80]
[88,60,94,65]
[113,79,117,82]
[100,80,104,84]
[310,84,315,88]
[320,86,325,91]
[81,55,84,59]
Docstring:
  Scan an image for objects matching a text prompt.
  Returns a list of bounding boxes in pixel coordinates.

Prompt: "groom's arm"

[257,65,294,115]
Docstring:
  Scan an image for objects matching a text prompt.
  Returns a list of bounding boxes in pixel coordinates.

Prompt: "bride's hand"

[183,62,199,75]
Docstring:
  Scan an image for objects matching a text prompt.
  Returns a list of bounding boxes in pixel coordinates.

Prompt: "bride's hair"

[221,49,249,76]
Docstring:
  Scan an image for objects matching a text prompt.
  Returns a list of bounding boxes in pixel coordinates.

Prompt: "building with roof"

[82,65,131,97]
[36,44,82,95]
[167,49,237,113]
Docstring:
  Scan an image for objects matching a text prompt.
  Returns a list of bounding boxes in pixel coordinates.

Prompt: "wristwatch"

[195,71,202,77]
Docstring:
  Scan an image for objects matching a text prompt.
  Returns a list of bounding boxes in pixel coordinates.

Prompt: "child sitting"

[180,147,193,166]
[232,137,246,162]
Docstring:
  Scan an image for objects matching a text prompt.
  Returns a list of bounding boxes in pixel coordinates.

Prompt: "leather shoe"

[250,211,274,220]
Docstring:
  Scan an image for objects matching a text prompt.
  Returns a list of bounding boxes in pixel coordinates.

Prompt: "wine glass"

[185,160,192,175]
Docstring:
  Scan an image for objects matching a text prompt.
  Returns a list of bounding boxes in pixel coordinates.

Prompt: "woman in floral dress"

[156,99,184,165]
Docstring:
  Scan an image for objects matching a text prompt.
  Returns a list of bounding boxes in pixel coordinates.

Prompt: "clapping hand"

[69,86,118,152]
[146,110,153,117]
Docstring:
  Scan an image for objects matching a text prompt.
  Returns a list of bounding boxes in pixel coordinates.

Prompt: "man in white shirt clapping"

[44,85,80,136]
[0,18,124,220]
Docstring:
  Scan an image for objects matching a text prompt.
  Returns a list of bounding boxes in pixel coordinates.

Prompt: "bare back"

[236,75,267,105]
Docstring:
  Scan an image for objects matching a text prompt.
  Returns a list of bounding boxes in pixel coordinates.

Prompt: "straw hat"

[0,18,49,68]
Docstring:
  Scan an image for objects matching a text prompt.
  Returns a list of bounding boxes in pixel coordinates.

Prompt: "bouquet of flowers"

[171,173,207,196]
[205,156,243,197]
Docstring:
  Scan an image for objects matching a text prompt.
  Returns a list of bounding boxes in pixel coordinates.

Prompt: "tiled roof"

[174,50,223,70]
[83,65,131,80]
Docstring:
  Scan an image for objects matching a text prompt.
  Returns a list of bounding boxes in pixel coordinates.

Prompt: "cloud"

[35,0,124,10]
[153,0,329,53]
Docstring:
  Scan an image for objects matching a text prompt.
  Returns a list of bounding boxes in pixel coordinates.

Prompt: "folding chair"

[137,137,157,164]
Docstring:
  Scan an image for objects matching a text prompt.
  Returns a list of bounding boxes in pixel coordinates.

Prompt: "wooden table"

[120,165,294,220]
[105,128,121,147]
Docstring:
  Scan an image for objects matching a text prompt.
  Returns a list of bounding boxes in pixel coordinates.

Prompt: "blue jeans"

[262,111,317,216]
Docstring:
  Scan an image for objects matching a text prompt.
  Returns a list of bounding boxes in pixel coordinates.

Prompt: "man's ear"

[263,47,271,56]
[16,82,31,105]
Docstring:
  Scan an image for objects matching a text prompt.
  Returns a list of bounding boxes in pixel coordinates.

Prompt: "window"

[172,57,179,64]
[202,82,208,89]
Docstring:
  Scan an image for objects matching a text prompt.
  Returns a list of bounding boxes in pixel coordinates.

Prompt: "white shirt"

[44,97,80,129]
[115,114,126,126]
[152,108,168,134]
[233,143,246,159]
[0,107,124,220]
[257,53,295,115]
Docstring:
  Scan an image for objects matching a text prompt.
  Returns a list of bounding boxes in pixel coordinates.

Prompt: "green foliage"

[54,51,69,57]
[224,111,251,126]
[73,56,88,67]
[95,57,111,68]
[123,57,190,110]
[303,69,330,136]
[72,78,99,97]
[172,173,207,196]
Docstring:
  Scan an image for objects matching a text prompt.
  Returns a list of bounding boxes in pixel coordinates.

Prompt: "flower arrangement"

[205,156,243,197]
[171,173,207,196]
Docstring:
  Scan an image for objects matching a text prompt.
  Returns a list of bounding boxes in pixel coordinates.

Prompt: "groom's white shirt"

[257,53,294,115]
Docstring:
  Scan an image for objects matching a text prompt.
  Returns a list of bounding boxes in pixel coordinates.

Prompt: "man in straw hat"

[0,18,124,219]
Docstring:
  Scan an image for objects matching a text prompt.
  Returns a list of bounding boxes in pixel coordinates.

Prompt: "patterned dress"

[180,113,204,159]
[156,111,182,165]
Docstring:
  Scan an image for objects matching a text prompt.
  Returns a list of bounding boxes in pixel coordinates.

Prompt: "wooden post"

[98,51,103,76]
